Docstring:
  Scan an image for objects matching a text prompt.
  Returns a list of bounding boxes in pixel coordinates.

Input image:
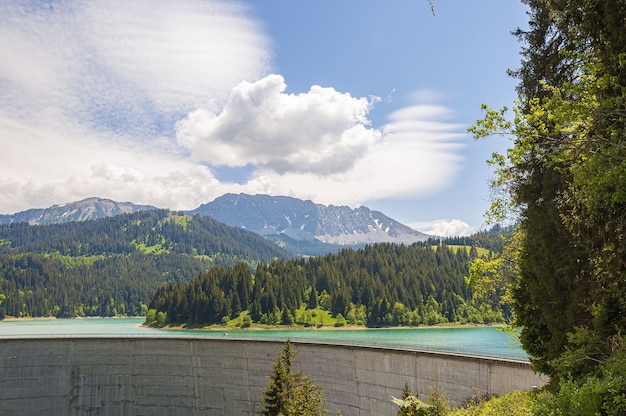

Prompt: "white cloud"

[0,0,270,137]
[0,114,225,213]
[79,1,270,113]
[410,219,477,237]
[177,74,379,175]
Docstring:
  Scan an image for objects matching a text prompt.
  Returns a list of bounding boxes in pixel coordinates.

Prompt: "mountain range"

[0,197,502,320]
[0,194,429,255]
[0,197,155,225]
[191,193,428,243]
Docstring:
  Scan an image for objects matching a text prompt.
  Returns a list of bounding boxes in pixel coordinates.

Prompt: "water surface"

[0,318,527,360]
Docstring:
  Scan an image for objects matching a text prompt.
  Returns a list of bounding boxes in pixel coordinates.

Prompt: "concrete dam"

[0,336,547,415]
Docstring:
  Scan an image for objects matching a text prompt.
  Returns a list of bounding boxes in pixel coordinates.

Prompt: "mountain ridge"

[0,194,429,255]
[190,193,429,246]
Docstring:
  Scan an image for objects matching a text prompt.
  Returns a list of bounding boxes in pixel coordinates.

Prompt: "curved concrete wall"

[0,337,546,415]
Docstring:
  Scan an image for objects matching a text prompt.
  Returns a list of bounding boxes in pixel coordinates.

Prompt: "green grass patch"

[432,245,490,257]
[215,308,339,329]
[162,214,193,231]
[131,239,168,254]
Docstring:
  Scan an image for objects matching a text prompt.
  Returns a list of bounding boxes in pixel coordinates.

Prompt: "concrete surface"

[0,337,547,415]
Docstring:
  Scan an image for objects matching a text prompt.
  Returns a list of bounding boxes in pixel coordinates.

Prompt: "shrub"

[452,391,533,416]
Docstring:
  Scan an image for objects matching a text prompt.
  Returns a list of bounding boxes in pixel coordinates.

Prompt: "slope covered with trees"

[0,210,290,318]
[147,242,506,327]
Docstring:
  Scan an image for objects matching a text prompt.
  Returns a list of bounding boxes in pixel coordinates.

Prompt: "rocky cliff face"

[191,193,429,245]
[0,197,157,225]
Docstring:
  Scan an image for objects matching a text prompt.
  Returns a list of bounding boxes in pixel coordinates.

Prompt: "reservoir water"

[0,318,527,360]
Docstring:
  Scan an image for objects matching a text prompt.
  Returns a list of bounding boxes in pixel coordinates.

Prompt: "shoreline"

[1,316,506,331]
[154,322,504,331]
[1,315,134,322]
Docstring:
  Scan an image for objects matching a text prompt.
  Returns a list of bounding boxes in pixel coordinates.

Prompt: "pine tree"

[259,339,328,416]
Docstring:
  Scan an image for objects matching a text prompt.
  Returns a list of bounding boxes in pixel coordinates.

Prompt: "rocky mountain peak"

[191,193,429,245]
[0,197,157,225]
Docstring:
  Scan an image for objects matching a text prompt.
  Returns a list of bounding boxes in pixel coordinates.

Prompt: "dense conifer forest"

[147,241,506,328]
[0,210,290,318]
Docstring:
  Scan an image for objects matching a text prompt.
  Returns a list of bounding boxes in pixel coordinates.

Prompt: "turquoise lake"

[0,318,527,360]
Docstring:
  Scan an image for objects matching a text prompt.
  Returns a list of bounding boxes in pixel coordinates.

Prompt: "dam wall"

[0,337,547,415]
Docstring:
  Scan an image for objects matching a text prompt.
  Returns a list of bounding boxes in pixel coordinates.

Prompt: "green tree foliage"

[449,391,534,416]
[145,308,168,327]
[259,339,328,416]
[469,0,626,382]
[531,349,626,416]
[0,251,209,317]
[464,230,519,323]
[421,225,511,254]
[148,242,506,327]
[0,209,288,261]
[0,205,507,325]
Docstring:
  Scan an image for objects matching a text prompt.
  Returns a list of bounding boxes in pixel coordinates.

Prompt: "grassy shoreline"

[154,322,503,331]
[1,315,505,332]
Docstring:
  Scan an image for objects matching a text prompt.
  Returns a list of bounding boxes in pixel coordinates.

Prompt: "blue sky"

[0,1,528,236]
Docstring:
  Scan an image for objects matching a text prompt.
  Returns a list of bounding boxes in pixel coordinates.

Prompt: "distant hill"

[190,193,430,255]
[0,209,291,318]
[0,197,156,225]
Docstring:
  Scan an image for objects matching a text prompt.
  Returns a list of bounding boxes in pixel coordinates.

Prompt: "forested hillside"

[0,210,290,318]
[147,242,506,328]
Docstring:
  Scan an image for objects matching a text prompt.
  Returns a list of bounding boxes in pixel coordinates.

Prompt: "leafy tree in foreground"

[470,0,626,382]
[259,339,328,416]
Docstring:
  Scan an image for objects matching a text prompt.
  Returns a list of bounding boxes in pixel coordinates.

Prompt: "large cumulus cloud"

[177,74,380,176]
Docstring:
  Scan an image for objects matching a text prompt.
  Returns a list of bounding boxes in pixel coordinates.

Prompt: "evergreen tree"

[259,339,328,416]
[307,286,318,309]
